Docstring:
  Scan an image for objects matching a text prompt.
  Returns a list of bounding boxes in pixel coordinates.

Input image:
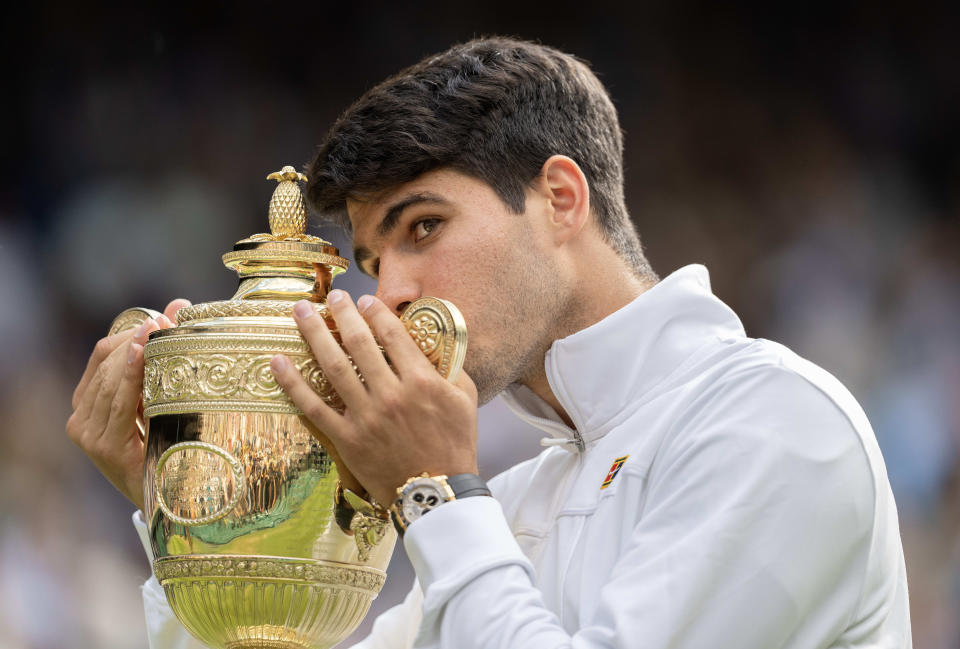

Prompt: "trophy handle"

[107,307,162,441]
[400,297,468,383]
[108,307,162,336]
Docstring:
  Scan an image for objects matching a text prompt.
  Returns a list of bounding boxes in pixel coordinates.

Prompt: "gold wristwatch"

[390,472,491,535]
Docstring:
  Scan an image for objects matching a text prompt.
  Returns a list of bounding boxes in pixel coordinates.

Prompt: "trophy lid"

[222,165,349,276]
[175,166,347,326]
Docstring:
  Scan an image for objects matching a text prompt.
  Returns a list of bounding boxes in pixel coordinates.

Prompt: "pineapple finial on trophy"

[266,165,310,239]
[239,165,324,244]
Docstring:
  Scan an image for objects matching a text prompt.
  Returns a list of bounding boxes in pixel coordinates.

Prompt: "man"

[68,37,911,647]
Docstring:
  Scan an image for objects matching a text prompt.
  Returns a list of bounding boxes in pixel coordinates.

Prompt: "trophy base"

[156,555,386,649]
[224,626,310,649]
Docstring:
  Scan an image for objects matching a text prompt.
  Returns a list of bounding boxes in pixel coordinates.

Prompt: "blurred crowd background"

[2,2,958,647]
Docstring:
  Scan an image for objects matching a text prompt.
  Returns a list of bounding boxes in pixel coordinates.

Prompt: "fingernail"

[134,319,153,341]
[327,290,345,305]
[270,354,289,373]
[357,295,374,313]
[127,343,140,365]
[293,301,314,319]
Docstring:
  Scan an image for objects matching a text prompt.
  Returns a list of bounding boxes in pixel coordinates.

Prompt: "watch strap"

[447,473,492,499]
[391,509,406,536]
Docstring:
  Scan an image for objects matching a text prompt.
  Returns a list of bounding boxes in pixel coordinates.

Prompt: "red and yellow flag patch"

[600,455,630,489]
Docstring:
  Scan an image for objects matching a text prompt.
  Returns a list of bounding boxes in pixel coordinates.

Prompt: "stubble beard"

[464,259,573,406]
[467,335,547,406]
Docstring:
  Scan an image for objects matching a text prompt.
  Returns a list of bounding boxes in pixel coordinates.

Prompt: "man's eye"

[413,219,439,243]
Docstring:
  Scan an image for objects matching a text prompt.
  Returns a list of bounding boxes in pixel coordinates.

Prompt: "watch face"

[400,478,450,525]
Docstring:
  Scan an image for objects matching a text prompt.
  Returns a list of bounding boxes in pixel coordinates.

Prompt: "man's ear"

[539,155,590,245]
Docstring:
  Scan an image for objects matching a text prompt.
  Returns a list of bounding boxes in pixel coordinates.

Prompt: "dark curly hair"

[306,36,653,278]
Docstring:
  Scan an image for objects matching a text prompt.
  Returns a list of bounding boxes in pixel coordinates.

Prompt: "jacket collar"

[500,264,746,449]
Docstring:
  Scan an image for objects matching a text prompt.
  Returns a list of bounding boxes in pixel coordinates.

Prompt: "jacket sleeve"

[402,366,894,648]
[133,511,422,649]
[133,511,209,649]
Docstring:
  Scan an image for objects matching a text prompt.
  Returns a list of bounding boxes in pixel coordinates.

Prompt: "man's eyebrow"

[375,192,450,238]
[351,192,451,276]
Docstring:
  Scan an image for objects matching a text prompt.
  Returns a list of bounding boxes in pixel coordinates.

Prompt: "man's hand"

[66,299,191,510]
[270,290,479,507]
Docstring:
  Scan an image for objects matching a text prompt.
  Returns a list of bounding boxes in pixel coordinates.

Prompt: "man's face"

[347,168,572,404]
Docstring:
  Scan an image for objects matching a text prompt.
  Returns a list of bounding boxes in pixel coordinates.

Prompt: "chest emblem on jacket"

[601,455,630,489]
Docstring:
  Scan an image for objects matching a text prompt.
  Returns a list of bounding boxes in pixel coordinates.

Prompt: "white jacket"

[137,264,911,648]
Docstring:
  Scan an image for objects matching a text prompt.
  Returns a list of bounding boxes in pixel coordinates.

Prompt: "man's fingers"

[163,298,192,323]
[270,354,351,443]
[73,330,134,409]
[87,342,132,442]
[68,360,105,446]
[291,300,368,406]
[324,291,396,390]
[73,317,161,409]
[358,296,434,377]
[103,342,146,446]
[82,317,157,439]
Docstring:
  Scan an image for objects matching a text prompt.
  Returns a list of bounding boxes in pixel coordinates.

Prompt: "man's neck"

[520,261,655,428]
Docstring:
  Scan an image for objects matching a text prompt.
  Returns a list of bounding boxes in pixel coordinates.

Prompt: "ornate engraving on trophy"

[154,555,387,591]
[408,313,442,355]
[349,512,390,562]
[175,299,328,324]
[142,339,354,417]
[400,297,467,383]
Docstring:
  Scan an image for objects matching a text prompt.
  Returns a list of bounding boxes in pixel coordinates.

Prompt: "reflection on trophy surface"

[109,166,466,649]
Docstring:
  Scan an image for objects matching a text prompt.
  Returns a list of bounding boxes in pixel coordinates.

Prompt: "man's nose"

[375,262,421,315]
